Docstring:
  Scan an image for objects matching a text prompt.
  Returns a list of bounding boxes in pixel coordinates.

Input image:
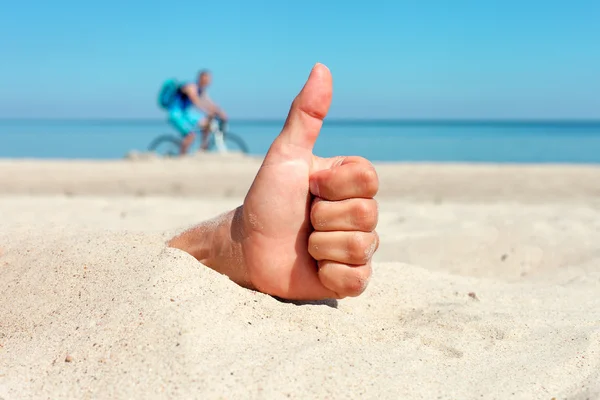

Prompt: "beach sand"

[1,155,600,399]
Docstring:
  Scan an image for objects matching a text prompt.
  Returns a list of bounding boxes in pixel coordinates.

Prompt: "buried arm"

[168,206,253,290]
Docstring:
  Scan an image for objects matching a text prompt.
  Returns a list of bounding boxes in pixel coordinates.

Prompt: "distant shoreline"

[2,119,600,163]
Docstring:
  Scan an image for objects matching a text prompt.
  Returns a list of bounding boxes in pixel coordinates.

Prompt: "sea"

[1,119,600,164]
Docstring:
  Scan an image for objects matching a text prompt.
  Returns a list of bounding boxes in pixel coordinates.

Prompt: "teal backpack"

[157,79,180,109]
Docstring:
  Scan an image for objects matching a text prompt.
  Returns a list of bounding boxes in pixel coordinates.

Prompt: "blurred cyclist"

[162,70,228,155]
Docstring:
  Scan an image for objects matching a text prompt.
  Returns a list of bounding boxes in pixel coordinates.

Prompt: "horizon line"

[1,117,600,123]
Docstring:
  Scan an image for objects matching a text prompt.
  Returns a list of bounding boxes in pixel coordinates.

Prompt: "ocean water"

[1,119,600,163]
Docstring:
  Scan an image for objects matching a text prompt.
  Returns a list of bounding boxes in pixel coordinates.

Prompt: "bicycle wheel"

[223,132,249,154]
[148,134,182,157]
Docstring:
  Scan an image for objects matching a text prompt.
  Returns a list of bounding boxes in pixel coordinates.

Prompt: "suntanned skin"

[179,72,228,154]
[168,63,379,300]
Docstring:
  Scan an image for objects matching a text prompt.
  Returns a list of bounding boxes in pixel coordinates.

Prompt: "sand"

[1,155,600,399]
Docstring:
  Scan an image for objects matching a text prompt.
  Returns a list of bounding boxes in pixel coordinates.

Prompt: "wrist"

[168,206,252,289]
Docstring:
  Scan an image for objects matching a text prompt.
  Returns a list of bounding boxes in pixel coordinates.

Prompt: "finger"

[309,161,378,201]
[311,198,378,232]
[308,231,379,265]
[270,63,332,152]
[318,260,372,298]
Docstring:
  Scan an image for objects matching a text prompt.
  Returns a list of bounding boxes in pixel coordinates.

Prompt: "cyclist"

[168,70,228,155]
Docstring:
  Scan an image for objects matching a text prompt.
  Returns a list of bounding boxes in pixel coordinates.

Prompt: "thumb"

[273,63,333,152]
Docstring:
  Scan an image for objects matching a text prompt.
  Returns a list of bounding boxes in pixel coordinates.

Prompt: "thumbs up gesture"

[169,64,379,300]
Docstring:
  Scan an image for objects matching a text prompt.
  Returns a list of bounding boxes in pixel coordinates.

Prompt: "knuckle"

[347,232,368,262]
[361,166,379,196]
[340,268,371,297]
[368,231,380,258]
[353,199,371,217]
[352,200,378,231]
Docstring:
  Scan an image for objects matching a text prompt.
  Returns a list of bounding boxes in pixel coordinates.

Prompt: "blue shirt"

[174,83,207,110]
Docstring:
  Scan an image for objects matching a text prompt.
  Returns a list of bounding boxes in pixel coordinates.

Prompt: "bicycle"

[148,119,249,157]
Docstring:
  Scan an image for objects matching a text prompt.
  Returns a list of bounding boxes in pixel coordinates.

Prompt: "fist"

[308,156,379,298]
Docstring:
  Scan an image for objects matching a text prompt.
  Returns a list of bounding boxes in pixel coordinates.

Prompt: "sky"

[0,0,599,120]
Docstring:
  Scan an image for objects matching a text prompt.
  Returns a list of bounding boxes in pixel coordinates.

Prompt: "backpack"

[157,79,180,109]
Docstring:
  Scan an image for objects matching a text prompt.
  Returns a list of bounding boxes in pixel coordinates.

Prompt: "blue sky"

[1,0,599,119]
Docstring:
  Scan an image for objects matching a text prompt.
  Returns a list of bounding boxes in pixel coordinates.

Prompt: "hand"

[169,63,379,300]
[240,63,379,300]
